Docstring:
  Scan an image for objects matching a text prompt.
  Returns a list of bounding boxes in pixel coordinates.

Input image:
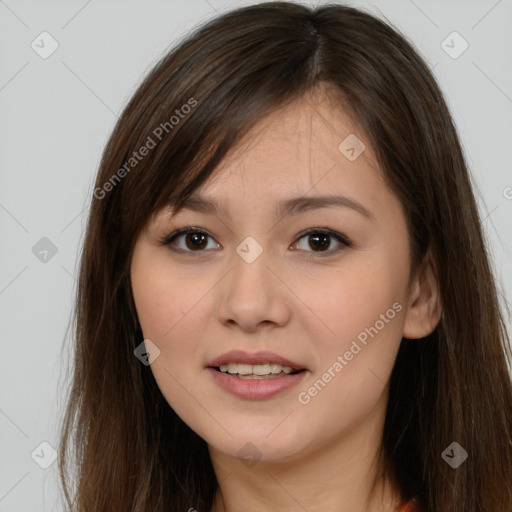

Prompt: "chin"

[200,420,310,465]
[211,438,305,465]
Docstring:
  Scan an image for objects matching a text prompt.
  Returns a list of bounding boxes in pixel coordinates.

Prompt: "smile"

[206,349,309,399]
[216,362,301,379]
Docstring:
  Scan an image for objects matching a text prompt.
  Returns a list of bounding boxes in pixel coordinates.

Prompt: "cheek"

[130,249,209,423]
[131,245,199,341]
[291,298,404,447]
[290,251,408,421]
[130,245,219,400]
[291,257,407,351]
[131,271,175,340]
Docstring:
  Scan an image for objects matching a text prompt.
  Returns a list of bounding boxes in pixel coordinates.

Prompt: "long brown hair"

[58,2,512,511]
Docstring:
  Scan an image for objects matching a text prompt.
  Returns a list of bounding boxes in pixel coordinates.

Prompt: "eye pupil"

[309,233,330,251]
[167,228,345,255]
[186,233,208,250]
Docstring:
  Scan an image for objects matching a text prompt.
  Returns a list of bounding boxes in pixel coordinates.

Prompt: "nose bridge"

[230,234,273,296]
[216,234,291,330]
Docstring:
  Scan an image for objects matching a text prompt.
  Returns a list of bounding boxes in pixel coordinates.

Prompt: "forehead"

[193,93,384,204]
[224,92,373,164]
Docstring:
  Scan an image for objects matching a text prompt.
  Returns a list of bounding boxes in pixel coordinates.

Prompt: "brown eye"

[292,228,350,255]
[306,232,331,251]
[183,232,208,250]
[162,228,220,252]
[161,226,350,257]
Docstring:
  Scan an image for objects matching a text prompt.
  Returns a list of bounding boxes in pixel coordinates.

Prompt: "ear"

[402,254,442,339]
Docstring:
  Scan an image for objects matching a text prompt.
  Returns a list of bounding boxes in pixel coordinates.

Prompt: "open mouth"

[213,363,305,379]
[207,358,309,399]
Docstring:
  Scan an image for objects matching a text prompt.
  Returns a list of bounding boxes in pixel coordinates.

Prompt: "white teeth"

[236,364,252,375]
[253,363,270,375]
[218,363,296,376]
[269,363,282,373]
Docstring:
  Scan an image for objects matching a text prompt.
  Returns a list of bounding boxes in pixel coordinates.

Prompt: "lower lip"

[206,368,308,400]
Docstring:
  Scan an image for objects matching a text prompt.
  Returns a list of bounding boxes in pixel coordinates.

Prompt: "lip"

[206,349,306,371]
[206,367,309,400]
[205,349,309,400]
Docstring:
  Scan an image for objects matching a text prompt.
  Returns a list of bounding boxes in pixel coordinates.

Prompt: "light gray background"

[1,1,511,510]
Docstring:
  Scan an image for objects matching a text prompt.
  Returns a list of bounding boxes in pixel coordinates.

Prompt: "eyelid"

[294,227,351,248]
[160,226,351,255]
[160,226,212,246]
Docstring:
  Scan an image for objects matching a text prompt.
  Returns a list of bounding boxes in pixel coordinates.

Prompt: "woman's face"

[130,93,414,464]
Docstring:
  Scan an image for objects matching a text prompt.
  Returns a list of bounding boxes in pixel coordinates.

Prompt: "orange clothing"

[395,498,420,512]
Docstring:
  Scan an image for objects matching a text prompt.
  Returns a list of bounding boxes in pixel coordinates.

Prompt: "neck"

[208,393,402,512]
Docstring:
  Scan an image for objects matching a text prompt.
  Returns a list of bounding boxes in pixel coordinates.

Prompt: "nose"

[216,244,292,333]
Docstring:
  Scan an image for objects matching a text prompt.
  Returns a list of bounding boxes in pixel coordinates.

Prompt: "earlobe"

[402,256,442,339]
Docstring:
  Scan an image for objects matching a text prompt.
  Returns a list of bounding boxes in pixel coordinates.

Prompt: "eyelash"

[158,226,351,257]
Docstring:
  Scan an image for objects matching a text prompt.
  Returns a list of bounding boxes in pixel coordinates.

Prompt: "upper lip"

[206,350,306,371]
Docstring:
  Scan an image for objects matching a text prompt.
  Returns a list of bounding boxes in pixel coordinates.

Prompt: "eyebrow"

[170,193,375,221]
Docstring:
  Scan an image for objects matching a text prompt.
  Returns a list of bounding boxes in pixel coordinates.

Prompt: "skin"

[130,90,441,512]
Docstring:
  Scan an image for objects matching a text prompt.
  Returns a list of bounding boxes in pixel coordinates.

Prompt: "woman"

[59,2,512,511]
